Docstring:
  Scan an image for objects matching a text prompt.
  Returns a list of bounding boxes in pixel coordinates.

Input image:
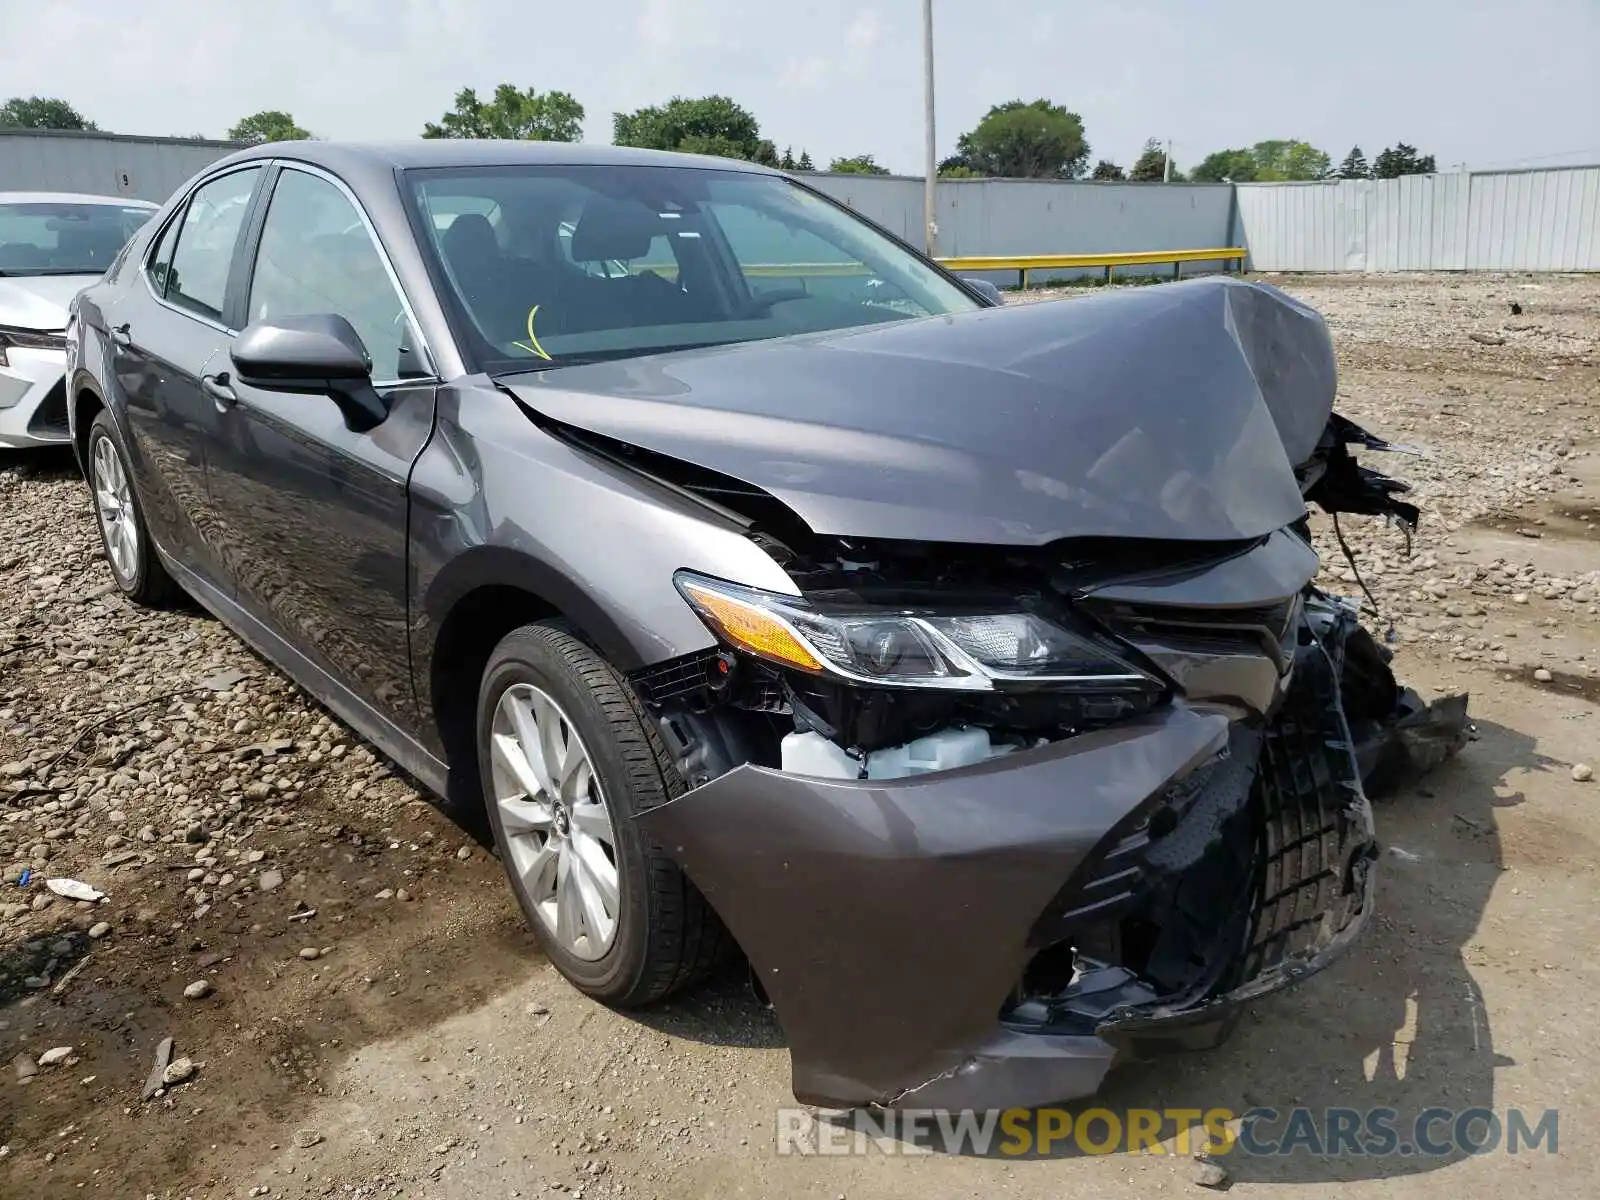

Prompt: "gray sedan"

[65,140,1464,1111]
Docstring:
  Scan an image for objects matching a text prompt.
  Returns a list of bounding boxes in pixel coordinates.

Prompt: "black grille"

[630,650,722,707]
[1085,594,1303,671]
[1023,628,1374,990]
[1240,634,1374,979]
[1030,726,1260,945]
[25,379,69,440]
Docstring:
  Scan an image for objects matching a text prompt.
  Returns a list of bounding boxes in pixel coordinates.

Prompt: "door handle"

[202,372,237,408]
[111,322,132,347]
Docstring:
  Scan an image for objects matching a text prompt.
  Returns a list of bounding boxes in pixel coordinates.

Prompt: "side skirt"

[155,544,452,801]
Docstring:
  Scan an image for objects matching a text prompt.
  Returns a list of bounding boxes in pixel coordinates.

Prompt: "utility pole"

[1163,138,1173,183]
[922,0,937,256]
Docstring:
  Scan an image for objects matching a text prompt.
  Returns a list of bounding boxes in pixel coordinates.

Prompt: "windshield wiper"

[493,341,739,374]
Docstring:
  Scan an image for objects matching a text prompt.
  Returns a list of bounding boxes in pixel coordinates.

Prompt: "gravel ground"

[1,272,1597,1199]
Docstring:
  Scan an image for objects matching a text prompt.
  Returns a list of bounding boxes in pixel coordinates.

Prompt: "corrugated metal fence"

[4,131,1597,274]
[1237,167,1600,272]
[808,174,1234,262]
[0,131,241,203]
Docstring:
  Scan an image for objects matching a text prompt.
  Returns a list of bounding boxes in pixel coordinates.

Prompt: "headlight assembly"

[0,324,68,368]
[675,571,1158,693]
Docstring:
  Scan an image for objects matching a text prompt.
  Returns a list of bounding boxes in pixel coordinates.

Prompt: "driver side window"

[246,169,426,382]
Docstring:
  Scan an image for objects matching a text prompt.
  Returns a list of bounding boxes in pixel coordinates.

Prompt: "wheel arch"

[421,546,657,809]
[69,369,108,473]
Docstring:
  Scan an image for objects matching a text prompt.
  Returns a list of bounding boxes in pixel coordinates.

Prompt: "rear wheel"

[87,411,179,607]
[477,621,732,1006]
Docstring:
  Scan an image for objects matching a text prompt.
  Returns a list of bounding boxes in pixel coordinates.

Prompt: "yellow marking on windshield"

[512,305,553,361]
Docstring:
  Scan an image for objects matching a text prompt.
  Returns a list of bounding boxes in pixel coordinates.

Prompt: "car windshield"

[403,164,980,372]
[0,200,153,276]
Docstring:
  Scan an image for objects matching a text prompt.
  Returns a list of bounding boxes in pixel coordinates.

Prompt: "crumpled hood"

[0,275,97,330]
[506,276,1337,546]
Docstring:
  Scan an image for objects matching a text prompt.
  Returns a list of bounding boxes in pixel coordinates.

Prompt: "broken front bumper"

[637,634,1378,1111]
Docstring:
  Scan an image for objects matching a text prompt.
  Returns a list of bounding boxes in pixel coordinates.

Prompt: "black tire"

[85,411,180,607]
[477,621,733,1007]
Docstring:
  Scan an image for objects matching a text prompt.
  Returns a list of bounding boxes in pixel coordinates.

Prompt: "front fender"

[406,379,798,689]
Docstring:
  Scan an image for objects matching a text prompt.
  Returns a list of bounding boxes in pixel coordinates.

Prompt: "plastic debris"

[199,668,247,692]
[141,1037,174,1100]
[45,878,105,903]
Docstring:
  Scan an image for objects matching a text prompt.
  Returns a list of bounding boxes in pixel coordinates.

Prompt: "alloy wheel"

[488,682,620,961]
[92,434,139,584]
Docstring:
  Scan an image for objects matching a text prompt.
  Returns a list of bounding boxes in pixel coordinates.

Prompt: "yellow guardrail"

[625,248,1247,288]
[935,248,1247,288]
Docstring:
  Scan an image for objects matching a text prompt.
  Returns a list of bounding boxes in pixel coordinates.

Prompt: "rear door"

[111,165,265,587]
[205,163,439,728]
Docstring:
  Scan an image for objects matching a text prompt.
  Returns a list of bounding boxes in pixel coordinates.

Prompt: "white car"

[1,192,158,448]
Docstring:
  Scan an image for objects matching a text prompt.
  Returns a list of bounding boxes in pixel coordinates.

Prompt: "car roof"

[208,139,784,177]
[0,191,159,208]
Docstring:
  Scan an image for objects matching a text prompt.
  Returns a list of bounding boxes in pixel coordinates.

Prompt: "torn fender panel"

[1299,411,1421,528]
[636,705,1230,1109]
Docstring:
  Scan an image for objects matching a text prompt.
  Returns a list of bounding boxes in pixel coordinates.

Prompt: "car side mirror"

[961,277,1003,305]
[230,313,387,429]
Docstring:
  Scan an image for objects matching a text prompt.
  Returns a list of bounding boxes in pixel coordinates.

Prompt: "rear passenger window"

[164,168,261,321]
[145,214,180,297]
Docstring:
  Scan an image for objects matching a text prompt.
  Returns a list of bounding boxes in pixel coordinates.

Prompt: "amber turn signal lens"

[677,580,822,672]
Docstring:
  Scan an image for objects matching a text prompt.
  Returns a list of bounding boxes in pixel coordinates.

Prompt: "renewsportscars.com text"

[776,1105,1559,1158]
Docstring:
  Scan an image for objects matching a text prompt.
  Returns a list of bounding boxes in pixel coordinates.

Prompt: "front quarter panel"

[408,381,797,744]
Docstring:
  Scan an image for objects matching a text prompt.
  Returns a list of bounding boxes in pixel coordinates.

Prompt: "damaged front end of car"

[628,532,1462,1110]
[520,278,1470,1110]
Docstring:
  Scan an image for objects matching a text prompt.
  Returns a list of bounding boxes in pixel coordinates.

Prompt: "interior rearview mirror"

[230,314,387,429]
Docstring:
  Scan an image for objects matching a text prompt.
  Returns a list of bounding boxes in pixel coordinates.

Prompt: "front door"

[204,164,438,728]
[111,165,264,586]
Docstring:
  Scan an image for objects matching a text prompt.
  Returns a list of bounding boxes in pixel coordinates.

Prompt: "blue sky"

[5,0,1597,173]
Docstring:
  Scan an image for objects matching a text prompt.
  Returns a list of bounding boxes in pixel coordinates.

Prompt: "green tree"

[1249,139,1331,181]
[1090,159,1126,180]
[0,96,97,131]
[1372,142,1436,178]
[1130,139,1181,182]
[828,154,889,175]
[613,95,764,160]
[939,163,979,178]
[955,100,1089,179]
[1335,146,1371,179]
[228,110,312,145]
[796,150,815,171]
[779,146,797,170]
[1190,148,1257,183]
[423,84,584,141]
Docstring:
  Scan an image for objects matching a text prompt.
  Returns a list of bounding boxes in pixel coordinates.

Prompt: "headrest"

[441,212,500,265]
[569,197,661,263]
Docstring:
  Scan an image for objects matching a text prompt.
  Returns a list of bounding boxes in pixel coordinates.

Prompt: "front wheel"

[476,621,732,1007]
[86,411,179,607]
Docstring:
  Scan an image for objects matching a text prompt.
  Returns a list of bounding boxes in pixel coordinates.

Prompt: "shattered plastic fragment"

[45,878,105,903]
[141,1037,174,1101]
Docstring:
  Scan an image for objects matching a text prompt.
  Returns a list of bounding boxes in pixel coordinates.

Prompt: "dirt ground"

[1,272,1596,1199]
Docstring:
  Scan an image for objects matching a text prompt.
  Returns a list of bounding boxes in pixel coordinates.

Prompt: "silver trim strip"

[135,159,441,388]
